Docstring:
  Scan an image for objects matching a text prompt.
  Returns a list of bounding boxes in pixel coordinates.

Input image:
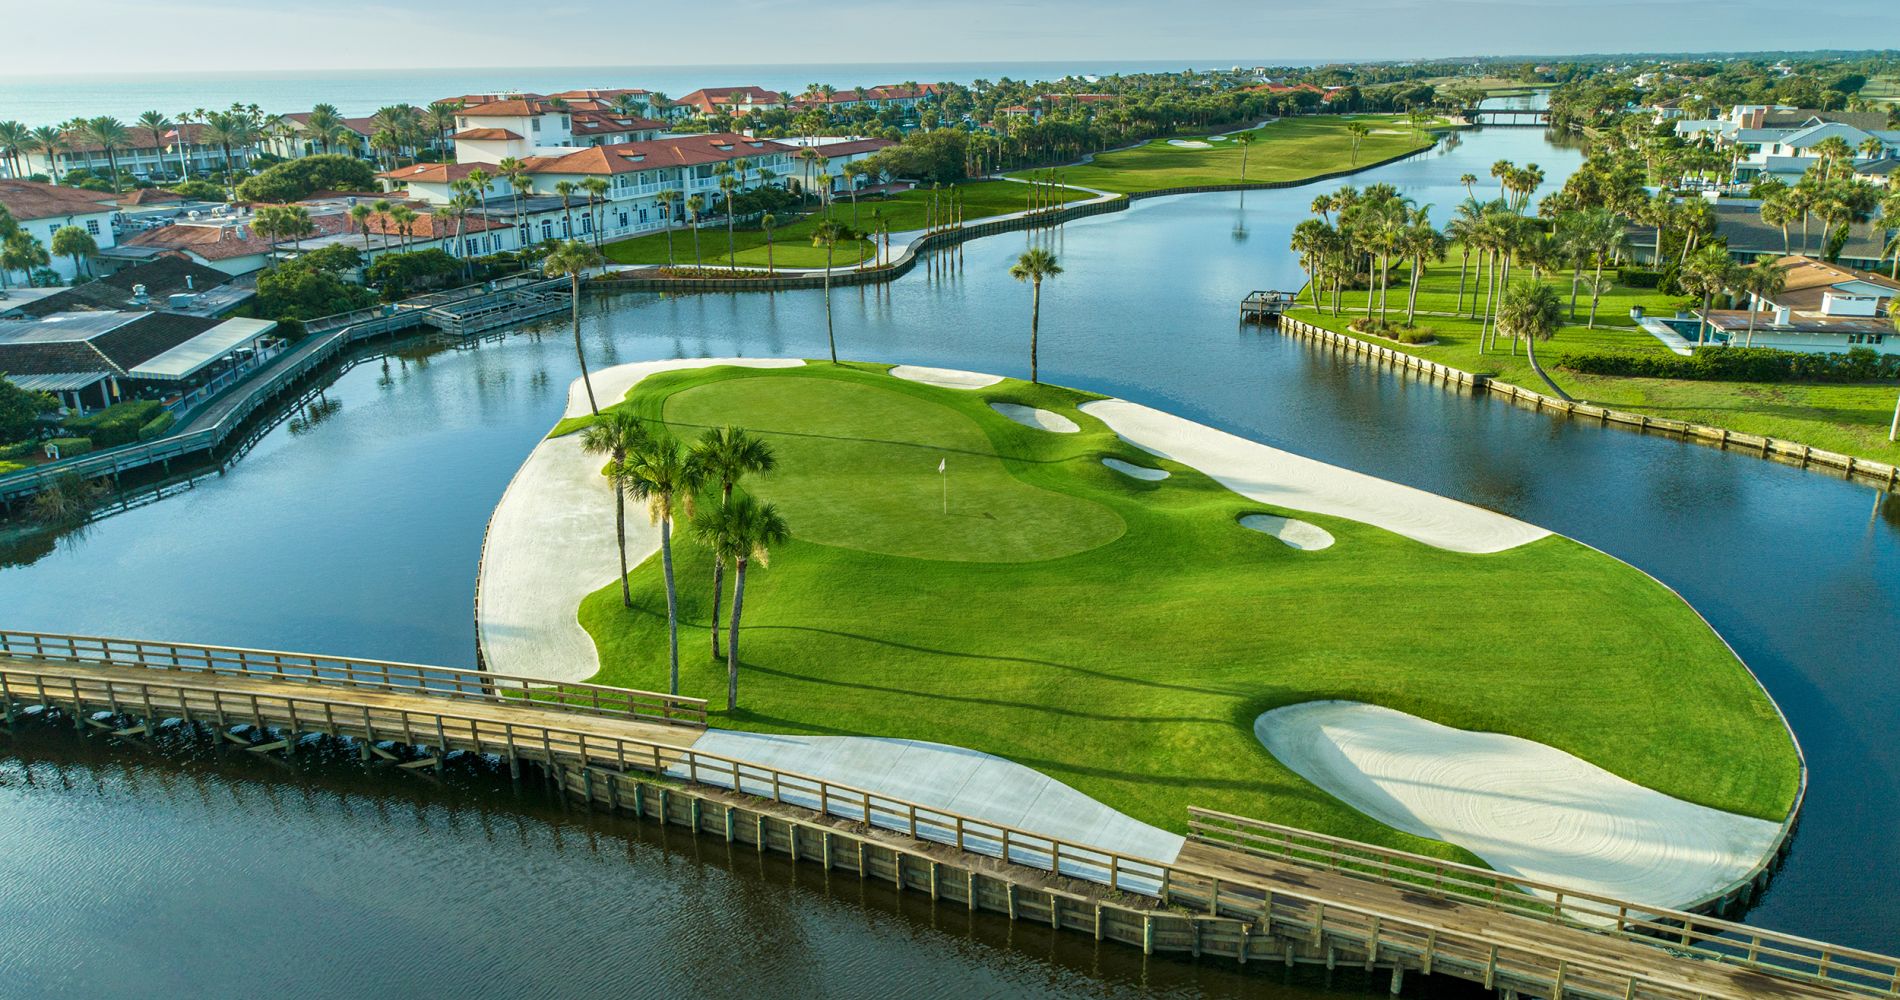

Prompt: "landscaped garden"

[600,180,1093,270]
[1010,115,1442,195]
[556,361,1802,860]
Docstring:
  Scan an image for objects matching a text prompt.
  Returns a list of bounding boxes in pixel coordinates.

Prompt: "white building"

[22,123,238,183]
[773,136,898,194]
[1702,256,1899,355]
[0,180,120,283]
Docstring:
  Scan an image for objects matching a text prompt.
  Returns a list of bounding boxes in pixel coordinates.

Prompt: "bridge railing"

[0,629,705,728]
[0,663,1852,1000]
[1187,807,1900,997]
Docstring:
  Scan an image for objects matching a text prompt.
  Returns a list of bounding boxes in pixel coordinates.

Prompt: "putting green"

[571,362,1800,858]
[664,377,1122,562]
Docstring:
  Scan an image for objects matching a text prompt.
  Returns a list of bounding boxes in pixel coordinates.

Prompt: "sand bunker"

[1207,135,1229,141]
[1167,139,1212,148]
[1103,457,1169,481]
[890,364,1003,390]
[991,402,1079,433]
[1370,128,1407,135]
[1240,513,1334,550]
[1254,701,1781,909]
[1079,399,1548,554]
[478,358,803,682]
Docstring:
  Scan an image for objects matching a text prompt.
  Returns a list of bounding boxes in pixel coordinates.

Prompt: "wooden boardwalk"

[0,628,1893,999]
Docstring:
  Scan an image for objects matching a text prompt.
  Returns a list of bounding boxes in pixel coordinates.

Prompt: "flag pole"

[940,457,947,514]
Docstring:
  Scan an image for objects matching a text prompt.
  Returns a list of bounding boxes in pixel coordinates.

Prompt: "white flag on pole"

[938,458,945,472]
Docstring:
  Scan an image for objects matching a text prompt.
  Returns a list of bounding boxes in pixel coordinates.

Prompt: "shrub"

[1348,317,1437,344]
[46,436,94,458]
[1617,268,1664,288]
[168,179,226,201]
[0,460,24,474]
[235,154,377,204]
[1555,346,1900,383]
[365,248,460,299]
[137,412,176,440]
[60,400,165,448]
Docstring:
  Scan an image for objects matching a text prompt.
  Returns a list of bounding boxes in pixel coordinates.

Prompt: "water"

[2,124,1897,992]
[0,60,1275,127]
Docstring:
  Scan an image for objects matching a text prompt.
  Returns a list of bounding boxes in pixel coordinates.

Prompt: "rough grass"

[567,363,1801,860]
[1287,254,1900,463]
[1017,116,1442,194]
[600,180,1092,269]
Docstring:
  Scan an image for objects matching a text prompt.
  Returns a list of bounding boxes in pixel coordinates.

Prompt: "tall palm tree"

[1009,248,1063,382]
[582,176,610,249]
[1400,210,1446,326]
[510,172,534,243]
[810,219,858,363]
[388,205,419,249]
[50,224,97,279]
[688,426,777,658]
[467,166,494,247]
[685,194,706,268]
[28,125,66,183]
[1682,244,1738,345]
[0,120,28,180]
[1235,131,1254,183]
[554,180,578,240]
[620,433,704,696]
[1459,173,1477,199]
[581,411,651,608]
[350,203,373,249]
[1571,206,1629,329]
[1496,281,1570,401]
[716,167,740,266]
[135,111,171,173]
[79,117,130,193]
[691,495,790,711]
[2,230,51,288]
[760,212,777,275]
[1345,122,1370,165]
[655,188,681,265]
[1739,258,1788,348]
[544,240,604,414]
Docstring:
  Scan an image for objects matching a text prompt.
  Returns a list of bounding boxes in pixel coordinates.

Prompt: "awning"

[129,317,277,380]
[5,371,108,392]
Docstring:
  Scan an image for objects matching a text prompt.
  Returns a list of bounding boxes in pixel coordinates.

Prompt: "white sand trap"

[1103,457,1169,481]
[991,402,1079,433]
[1079,399,1548,554]
[683,731,1184,869]
[478,358,802,682]
[1167,139,1212,148]
[890,364,1003,390]
[1240,513,1334,550]
[1255,701,1781,910]
[1207,135,1229,141]
[1370,128,1408,135]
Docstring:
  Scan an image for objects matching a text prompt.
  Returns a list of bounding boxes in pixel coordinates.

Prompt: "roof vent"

[131,284,149,304]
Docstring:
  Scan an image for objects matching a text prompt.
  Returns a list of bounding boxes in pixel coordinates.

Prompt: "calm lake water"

[2,123,1896,995]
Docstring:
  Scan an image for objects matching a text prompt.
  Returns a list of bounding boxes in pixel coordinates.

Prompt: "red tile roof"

[452,128,524,141]
[570,112,666,135]
[793,83,940,107]
[812,138,897,158]
[118,188,185,206]
[377,161,498,184]
[0,180,120,221]
[461,100,557,117]
[674,87,785,114]
[526,134,794,175]
[123,203,505,261]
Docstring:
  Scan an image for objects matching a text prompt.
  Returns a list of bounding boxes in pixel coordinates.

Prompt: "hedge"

[1617,268,1664,289]
[46,436,93,457]
[137,412,176,441]
[60,399,166,448]
[1556,346,1900,383]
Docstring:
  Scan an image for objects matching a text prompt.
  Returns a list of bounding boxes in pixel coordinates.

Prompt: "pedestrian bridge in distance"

[1464,107,1552,127]
[0,627,1893,1000]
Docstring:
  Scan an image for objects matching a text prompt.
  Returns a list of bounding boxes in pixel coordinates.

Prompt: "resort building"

[0,309,280,415]
[0,180,121,283]
[1699,256,1899,355]
[790,84,939,112]
[267,113,379,159]
[0,256,250,320]
[20,123,236,182]
[673,87,787,117]
[772,137,898,194]
[448,99,667,162]
[1673,107,1900,184]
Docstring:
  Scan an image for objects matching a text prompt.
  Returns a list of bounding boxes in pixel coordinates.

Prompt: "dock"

[1,626,1895,1000]
[1239,289,1296,324]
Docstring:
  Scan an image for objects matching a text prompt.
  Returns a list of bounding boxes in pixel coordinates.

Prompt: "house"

[791,84,939,112]
[0,256,249,319]
[268,113,379,159]
[772,137,898,194]
[20,123,234,182]
[673,87,787,117]
[449,99,666,162]
[1699,256,1898,355]
[0,309,280,414]
[0,180,121,283]
[382,133,798,247]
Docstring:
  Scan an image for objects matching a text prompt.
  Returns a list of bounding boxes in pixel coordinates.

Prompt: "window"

[541,220,554,239]
[618,213,628,228]
[519,224,530,243]
[85,219,100,235]
[580,216,591,234]
[532,118,541,132]
[465,239,478,255]
[560,116,570,128]
[561,218,570,237]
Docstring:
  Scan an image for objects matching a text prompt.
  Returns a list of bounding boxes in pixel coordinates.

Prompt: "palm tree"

[79,117,130,193]
[620,433,704,696]
[135,111,171,173]
[582,176,610,250]
[1400,211,1446,326]
[2,231,51,288]
[49,224,96,279]
[1496,281,1570,401]
[1345,122,1370,165]
[1289,219,1333,308]
[350,203,373,249]
[544,240,604,414]
[582,411,651,608]
[717,168,740,267]
[388,205,418,249]
[1682,244,1737,345]
[1446,198,1483,314]
[467,166,494,245]
[510,172,534,243]
[1459,173,1477,199]
[688,426,777,659]
[655,188,681,265]
[1235,132,1254,183]
[1009,248,1063,382]
[1739,258,1787,348]
[554,180,578,240]
[1570,206,1629,329]
[684,194,705,268]
[1759,193,1795,256]
[0,120,29,180]
[28,125,66,183]
[691,495,789,711]
[810,220,858,363]
[760,213,777,275]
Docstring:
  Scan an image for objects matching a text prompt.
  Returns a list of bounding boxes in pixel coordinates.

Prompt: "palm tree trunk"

[572,274,598,415]
[614,489,631,607]
[824,243,837,363]
[1455,250,1468,313]
[1405,259,1422,325]
[1525,335,1572,401]
[711,483,730,658]
[726,557,748,711]
[1589,259,1604,329]
[1030,279,1042,382]
[1569,264,1581,320]
[661,517,679,695]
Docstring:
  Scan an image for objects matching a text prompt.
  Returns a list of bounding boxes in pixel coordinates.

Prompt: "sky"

[0,0,1892,76]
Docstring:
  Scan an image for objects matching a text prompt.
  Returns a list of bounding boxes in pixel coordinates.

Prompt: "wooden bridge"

[1465,107,1552,128]
[1,627,1894,999]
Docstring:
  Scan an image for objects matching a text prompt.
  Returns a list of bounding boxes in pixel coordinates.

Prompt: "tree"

[1009,248,1063,382]
[554,180,578,241]
[1345,122,1371,165]
[810,220,858,363]
[581,411,651,608]
[1571,206,1629,329]
[691,495,790,711]
[582,176,610,250]
[0,377,56,444]
[2,231,50,289]
[1739,258,1787,348]
[49,225,96,279]
[135,111,172,173]
[717,168,740,267]
[543,240,603,414]
[1235,131,1254,183]
[684,194,705,268]
[28,126,66,184]
[0,120,28,180]
[236,154,377,203]
[350,202,373,249]
[79,117,130,193]
[620,433,705,696]
[655,188,680,266]
[1681,244,1738,345]
[760,212,777,275]
[1496,281,1569,401]
[687,426,777,658]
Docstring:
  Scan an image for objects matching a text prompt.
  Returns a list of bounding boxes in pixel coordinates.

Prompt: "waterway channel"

[2,118,1896,994]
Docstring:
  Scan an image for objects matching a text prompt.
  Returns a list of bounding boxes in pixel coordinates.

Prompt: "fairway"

[569,363,1800,862]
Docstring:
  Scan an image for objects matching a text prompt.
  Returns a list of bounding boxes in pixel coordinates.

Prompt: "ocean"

[0,60,1280,127]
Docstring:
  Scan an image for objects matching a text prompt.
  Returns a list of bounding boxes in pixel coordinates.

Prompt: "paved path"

[1639,317,1698,356]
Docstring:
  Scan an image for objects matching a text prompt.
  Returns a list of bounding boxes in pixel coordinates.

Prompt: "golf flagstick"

[939,457,947,513]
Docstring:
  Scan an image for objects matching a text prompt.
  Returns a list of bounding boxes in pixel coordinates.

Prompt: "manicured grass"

[600,180,1093,270]
[1287,252,1900,463]
[1015,116,1442,195]
[566,363,1801,859]
[1421,76,1555,97]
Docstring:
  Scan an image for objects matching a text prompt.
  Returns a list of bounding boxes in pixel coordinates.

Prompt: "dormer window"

[560,116,571,128]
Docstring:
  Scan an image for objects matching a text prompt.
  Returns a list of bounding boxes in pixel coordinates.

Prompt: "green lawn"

[1014,116,1442,195]
[1288,253,1900,464]
[563,362,1801,861]
[601,180,1093,270]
